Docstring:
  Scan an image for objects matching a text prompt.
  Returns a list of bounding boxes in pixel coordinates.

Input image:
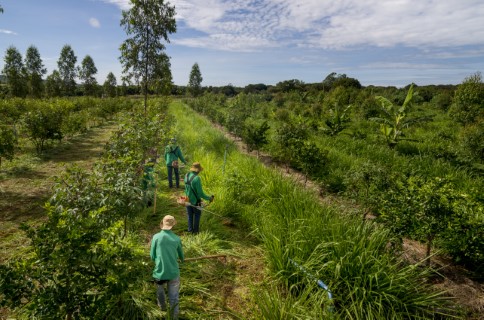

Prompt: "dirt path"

[212,122,484,318]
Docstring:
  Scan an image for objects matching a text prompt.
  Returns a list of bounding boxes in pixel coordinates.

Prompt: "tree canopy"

[119,0,176,113]
[79,55,98,96]
[188,62,203,96]
[57,45,77,96]
[25,46,46,97]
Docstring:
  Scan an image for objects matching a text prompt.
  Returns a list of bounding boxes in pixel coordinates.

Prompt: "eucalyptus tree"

[2,46,27,97]
[57,45,77,96]
[103,72,117,97]
[188,62,203,96]
[25,45,46,97]
[78,55,98,96]
[45,70,62,97]
[152,51,172,95]
[119,0,176,114]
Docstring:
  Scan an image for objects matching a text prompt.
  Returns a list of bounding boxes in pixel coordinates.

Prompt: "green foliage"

[458,120,484,165]
[378,176,467,264]
[0,100,169,318]
[272,119,308,168]
[103,72,117,97]
[0,206,149,319]
[169,101,459,318]
[57,45,78,96]
[62,110,89,137]
[440,198,484,272]
[322,103,352,136]
[23,104,64,154]
[187,62,203,97]
[449,72,484,125]
[2,46,27,97]
[119,0,176,112]
[371,84,432,148]
[78,55,98,96]
[293,139,329,182]
[242,119,270,156]
[45,69,63,97]
[0,125,17,167]
[24,46,46,98]
[344,162,394,217]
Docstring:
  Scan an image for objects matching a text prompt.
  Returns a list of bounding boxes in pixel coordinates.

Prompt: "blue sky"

[1,0,483,87]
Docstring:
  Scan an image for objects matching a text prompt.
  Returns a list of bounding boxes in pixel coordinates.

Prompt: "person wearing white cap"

[150,215,184,319]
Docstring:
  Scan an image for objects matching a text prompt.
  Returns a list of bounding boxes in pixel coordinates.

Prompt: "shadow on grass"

[0,189,47,222]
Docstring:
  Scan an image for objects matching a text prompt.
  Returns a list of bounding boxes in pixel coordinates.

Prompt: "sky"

[0,0,483,87]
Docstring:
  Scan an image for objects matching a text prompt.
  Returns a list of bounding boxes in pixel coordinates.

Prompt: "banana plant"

[370,85,431,148]
[322,103,352,136]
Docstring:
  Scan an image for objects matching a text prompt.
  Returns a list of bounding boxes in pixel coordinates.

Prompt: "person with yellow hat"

[184,162,214,233]
[150,215,184,319]
[164,138,187,188]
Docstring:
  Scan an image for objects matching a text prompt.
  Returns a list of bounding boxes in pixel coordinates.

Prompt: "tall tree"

[25,46,46,97]
[57,45,77,96]
[103,72,117,97]
[153,52,172,95]
[187,62,203,96]
[2,46,27,97]
[45,70,62,97]
[119,0,176,113]
[78,55,98,96]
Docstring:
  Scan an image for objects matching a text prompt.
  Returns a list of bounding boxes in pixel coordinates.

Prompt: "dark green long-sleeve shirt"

[164,144,186,166]
[184,171,212,205]
[150,230,184,280]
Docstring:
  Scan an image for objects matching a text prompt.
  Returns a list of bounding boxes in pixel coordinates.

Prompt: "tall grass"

[169,100,460,319]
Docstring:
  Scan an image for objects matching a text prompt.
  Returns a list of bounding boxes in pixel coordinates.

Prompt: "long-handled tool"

[184,254,227,263]
[187,203,234,226]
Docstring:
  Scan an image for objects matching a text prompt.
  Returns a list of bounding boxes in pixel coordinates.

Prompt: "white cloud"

[100,0,131,10]
[168,0,484,51]
[0,29,18,35]
[89,18,101,28]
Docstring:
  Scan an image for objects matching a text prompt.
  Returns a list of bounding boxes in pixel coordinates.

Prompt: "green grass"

[166,100,460,319]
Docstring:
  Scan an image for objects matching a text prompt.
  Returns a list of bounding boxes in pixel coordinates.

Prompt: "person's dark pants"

[167,165,179,188]
[186,204,201,233]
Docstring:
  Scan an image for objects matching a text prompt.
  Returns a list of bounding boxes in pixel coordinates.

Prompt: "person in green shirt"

[184,162,214,233]
[150,215,184,319]
[164,138,187,188]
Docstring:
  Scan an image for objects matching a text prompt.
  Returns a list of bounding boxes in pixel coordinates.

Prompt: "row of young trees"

[185,74,484,273]
[0,97,136,168]
[1,44,118,98]
[0,99,172,319]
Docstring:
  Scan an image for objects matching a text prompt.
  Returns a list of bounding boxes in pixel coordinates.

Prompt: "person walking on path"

[150,215,184,319]
[184,162,214,234]
[164,138,187,188]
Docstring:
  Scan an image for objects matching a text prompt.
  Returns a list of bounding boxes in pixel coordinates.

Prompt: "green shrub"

[458,121,484,164]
